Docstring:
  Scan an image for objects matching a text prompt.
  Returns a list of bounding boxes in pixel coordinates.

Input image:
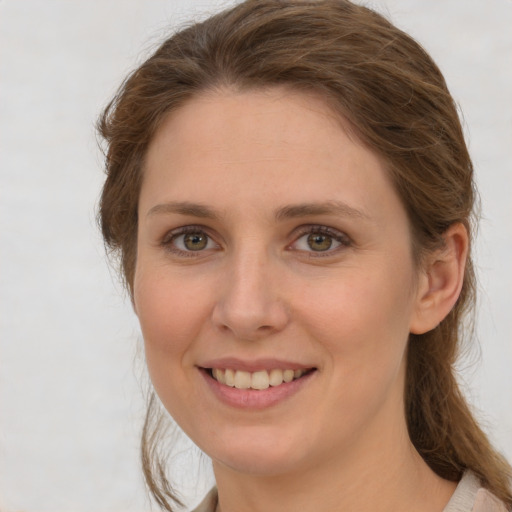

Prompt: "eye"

[162,226,219,255]
[291,226,350,254]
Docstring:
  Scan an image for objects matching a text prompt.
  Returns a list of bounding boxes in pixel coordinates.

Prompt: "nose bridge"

[212,241,288,339]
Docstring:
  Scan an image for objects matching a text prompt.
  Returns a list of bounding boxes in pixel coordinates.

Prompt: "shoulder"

[443,471,510,512]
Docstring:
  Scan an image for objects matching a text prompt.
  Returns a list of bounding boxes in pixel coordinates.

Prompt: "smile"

[209,368,313,390]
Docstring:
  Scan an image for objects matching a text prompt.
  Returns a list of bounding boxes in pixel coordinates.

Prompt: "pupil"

[184,233,207,250]
[307,233,332,251]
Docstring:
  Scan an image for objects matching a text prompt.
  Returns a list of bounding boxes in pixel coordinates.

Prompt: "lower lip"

[200,369,316,410]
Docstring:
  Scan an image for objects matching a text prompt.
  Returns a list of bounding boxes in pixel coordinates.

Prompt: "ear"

[410,223,468,335]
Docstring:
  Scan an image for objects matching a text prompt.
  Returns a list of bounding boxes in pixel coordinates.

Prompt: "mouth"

[205,367,316,390]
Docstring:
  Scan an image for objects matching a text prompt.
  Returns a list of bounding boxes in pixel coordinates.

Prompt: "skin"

[134,87,467,512]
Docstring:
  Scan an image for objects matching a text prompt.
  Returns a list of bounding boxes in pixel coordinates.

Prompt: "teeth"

[269,368,284,387]
[210,368,308,390]
[251,370,270,390]
[234,370,251,389]
[213,368,226,385]
[225,369,235,387]
[283,369,295,383]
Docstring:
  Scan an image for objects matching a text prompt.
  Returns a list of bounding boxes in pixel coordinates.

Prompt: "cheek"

[133,268,215,428]
[307,265,413,330]
[133,267,210,380]
[297,263,416,381]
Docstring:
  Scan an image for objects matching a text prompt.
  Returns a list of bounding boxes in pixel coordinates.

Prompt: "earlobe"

[410,223,468,335]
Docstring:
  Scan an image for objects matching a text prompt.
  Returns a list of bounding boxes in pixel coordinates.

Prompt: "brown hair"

[97,0,512,509]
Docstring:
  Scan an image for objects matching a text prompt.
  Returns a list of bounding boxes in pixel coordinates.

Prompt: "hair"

[97,0,512,509]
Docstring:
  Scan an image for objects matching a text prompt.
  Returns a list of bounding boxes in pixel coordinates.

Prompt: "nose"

[211,248,289,341]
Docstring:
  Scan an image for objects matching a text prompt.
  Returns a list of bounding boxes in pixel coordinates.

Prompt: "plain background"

[1,0,511,510]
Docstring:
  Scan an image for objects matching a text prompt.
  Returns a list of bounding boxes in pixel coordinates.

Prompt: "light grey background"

[1,1,511,511]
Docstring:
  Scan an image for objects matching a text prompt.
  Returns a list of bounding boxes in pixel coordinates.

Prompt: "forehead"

[148,86,360,159]
[140,86,402,225]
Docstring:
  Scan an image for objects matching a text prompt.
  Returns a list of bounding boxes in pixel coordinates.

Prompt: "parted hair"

[97,0,512,509]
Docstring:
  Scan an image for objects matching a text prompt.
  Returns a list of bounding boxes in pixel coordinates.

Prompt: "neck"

[212,415,456,512]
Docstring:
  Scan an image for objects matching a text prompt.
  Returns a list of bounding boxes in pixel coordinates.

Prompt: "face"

[134,87,425,477]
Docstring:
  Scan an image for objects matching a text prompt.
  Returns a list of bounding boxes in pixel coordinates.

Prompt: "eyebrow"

[274,201,370,221]
[147,200,370,221]
[147,201,220,219]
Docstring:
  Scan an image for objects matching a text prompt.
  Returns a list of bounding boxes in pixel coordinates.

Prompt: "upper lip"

[198,357,315,372]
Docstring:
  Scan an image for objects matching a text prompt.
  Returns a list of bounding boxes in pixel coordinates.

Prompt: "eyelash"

[160,225,351,257]
[290,226,352,257]
[161,225,219,258]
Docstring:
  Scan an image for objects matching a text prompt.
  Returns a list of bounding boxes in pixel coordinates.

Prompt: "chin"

[214,450,304,477]
[206,426,311,476]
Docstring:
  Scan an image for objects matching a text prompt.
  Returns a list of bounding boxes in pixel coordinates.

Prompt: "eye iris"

[184,232,208,251]
[307,233,332,251]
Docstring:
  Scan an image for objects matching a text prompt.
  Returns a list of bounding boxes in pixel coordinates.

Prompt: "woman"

[97,1,512,510]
